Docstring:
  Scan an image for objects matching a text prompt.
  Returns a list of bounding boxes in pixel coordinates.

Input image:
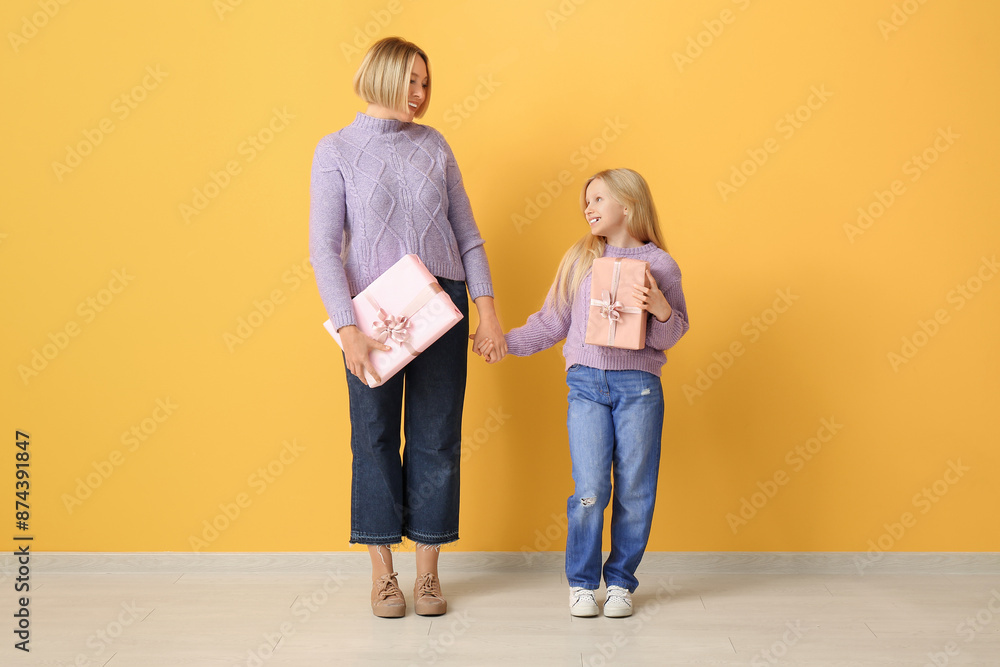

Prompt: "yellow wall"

[3,0,998,553]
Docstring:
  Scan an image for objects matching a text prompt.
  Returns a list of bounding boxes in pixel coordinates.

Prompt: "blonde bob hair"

[551,168,666,310]
[353,37,431,119]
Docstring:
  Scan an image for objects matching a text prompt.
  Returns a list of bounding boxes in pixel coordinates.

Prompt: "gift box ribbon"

[366,283,444,356]
[590,258,642,345]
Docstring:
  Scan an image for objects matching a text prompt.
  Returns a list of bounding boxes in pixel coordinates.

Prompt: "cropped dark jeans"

[344,277,469,546]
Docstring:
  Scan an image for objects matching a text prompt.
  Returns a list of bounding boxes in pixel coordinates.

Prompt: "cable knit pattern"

[310,112,493,330]
[505,243,689,376]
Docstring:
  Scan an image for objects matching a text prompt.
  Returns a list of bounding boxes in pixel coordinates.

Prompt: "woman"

[309,36,506,617]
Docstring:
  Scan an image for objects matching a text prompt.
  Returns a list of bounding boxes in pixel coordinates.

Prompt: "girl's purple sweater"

[505,242,689,376]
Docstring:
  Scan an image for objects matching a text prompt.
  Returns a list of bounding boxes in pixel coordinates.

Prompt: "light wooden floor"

[7,553,1000,666]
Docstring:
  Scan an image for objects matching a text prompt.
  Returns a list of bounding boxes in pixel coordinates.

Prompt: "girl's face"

[584,178,628,240]
[398,55,428,122]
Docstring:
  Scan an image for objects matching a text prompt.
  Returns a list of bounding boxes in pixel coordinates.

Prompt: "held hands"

[633,270,672,322]
[469,296,507,364]
[339,324,391,386]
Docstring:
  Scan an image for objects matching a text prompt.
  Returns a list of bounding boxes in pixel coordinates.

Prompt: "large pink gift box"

[584,257,649,350]
[324,254,463,387]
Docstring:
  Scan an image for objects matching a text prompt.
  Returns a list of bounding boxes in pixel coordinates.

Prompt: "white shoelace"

[605,586,632,607]
[571,587,597,607]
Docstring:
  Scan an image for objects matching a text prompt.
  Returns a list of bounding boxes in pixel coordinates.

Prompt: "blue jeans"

[344,277,469,546]
[565,364,664,593]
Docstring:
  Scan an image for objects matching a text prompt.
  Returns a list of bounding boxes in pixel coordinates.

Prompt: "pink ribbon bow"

[364,282,444,358]
[598,290,624,322]
[372,309,412,346]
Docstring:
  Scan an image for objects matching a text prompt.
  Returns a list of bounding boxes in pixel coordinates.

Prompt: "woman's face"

[584,179,628,240]
[398,55,428,122]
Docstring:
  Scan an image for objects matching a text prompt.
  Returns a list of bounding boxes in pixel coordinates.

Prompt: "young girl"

[499,168,688,618]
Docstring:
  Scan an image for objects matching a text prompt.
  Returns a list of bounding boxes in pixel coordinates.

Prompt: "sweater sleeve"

[505,284,572,356]
[441,137,494,300]
[645,254,689,351]
[309,139,356,331]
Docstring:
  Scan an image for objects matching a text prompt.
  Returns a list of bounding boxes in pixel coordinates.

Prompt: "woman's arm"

[309,139,389,385]
[438,136,506,361]
[309,140,355,330]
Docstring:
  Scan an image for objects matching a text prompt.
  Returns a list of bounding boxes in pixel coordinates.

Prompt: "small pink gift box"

[584,257,649,350]
[324,254,463,387]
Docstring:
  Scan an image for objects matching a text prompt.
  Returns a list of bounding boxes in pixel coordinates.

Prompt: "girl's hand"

[469,333,497,360]
[339,325,391,386]
[633,270,672,322]
[471,296,507,364]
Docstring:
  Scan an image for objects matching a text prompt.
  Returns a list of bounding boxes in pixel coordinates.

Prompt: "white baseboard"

[2,551,997,574]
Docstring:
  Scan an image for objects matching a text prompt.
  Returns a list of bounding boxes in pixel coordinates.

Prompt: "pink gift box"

[584,257,649,350]
[324,254,464,387]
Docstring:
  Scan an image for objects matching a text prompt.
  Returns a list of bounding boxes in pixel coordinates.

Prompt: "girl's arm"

[504,285,573,357]
[637,256,690,352]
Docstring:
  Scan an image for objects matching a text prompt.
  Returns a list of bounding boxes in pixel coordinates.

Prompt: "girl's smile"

[584,178,640,247]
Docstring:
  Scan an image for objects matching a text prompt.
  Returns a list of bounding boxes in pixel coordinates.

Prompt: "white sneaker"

[604,586,633,618]
[569,587,599,617]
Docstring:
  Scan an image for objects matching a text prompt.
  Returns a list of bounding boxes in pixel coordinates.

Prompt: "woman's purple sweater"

[310,112,493,330]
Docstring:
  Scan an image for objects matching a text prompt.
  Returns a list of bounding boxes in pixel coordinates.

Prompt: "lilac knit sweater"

[310,113,493,330]
[505,243,689,376]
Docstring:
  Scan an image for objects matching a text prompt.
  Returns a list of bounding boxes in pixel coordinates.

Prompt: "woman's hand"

[339,325,391,386]
[470,296,507,363]
[633,270,672,322]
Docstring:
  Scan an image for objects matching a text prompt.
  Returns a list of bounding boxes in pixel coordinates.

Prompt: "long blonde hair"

[551,168,666,310]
